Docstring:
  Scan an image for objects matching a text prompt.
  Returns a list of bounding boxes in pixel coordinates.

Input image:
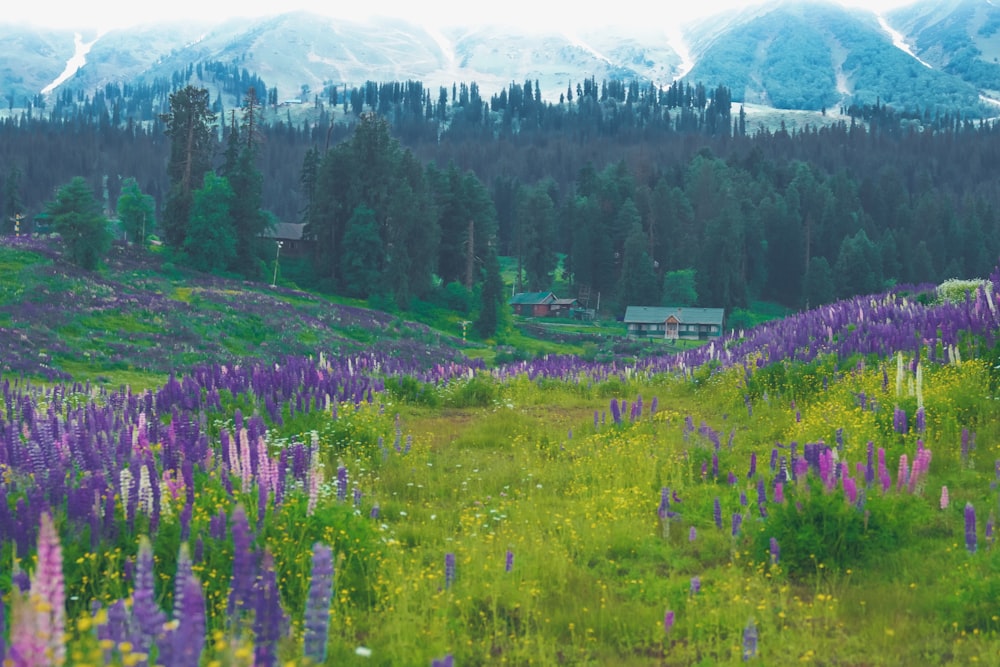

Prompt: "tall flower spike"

[445,552,456,590]
[965,503,977,554]
[28,512,66,666]
[303,544,335,663]
[132,534,166,653]
[742,618,758,660]
[172,572,206,667]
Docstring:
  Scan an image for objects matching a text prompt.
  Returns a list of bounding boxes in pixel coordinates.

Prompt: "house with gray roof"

[624,306,725,340]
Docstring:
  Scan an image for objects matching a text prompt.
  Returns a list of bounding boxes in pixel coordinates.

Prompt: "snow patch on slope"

[42,32,103,95]
[876,14,931,69]
[665,25,694,81]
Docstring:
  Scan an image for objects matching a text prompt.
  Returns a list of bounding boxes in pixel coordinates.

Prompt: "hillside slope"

[0,237,477,384]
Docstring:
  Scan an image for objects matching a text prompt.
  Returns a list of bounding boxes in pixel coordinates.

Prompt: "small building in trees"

[509,292,579,317]
[624,306,724,340]
[263,222,310,259]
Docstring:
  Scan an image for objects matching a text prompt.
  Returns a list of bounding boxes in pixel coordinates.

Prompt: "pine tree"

[183,173,235,273]
[46,177,111,270]
[161,86,216,249]
[475,244,506,339]
[116,177,155,246]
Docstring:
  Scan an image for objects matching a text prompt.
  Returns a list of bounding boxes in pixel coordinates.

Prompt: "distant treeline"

[2,74,999,313]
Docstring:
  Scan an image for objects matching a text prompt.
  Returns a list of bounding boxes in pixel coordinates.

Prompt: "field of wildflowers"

[3,237,1000,665]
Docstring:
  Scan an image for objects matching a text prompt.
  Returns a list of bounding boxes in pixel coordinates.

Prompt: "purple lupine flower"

[303,543,335,663]
[133,535,167,654]
[915,407,925,433]
[353,487,363,508]
[370,504,380,520]
[747,452,757,479]
[756,478,768,518]
[431,655,454,667]
[728,471,738,485]
[732,512,743,537]
[337,466,348,503]
[650,396,658,415]
[893,406,907,434]
[742,618,758,660]
[713,497,722,529]
[172,572,206,666]
[769,537,780,565]
[664,609,675,633]
[172,543,193,620]
[865,441,875,486]
[774,482,784,504]
[445,552,456,589]
[229,504,255,614]
[690,576,701,596]
[594,410,599,430]
[965,503,977,554]
[505,550,514,573]
[835,428,844,452]
[740,491,748,507]
[253,550,286,667]
[610,398,622,425]
[689,526,697,542]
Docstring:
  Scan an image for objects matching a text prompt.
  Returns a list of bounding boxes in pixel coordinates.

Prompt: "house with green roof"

[509,292,580,317]
[624,306,725,340]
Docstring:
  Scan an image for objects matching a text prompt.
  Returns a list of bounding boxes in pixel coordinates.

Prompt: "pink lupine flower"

[12,512,66,666]
[940,485,950,510]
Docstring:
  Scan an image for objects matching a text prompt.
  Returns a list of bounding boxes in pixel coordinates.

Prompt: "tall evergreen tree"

[46,177,111,270]
[340,205,383,298]
[116,177,155,246]
[184,173,235,273]
[221,87,271,277]
[474,244,506,339]
[517,181,558,291]
[617,221,660,311]
[161,86,216,249]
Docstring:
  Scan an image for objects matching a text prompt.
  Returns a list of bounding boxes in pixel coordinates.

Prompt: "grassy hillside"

[0,237,482,387]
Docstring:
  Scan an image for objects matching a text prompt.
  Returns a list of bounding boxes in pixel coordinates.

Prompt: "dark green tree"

[183,173,235,273]
[662,269,698,306]
[161,86,217,249]
[517,181,558,291]
[46,177,111,270]
[340,205,383,298]
[802,256,835,308]
[474,245,506,339]
[617,221,660,311]
[116,177,155,246]
[834,229,883,298]
[226,87,271,277]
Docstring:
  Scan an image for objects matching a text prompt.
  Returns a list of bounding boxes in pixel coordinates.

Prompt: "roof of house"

[509,291,556,305]
[624,306,725,326]
[265,222,306,241]
[552,298,580,306]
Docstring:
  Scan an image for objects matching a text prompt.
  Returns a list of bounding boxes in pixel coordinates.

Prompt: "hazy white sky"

[7,0,916,31]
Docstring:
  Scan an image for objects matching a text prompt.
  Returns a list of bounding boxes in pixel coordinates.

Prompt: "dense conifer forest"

[2,73,998,318]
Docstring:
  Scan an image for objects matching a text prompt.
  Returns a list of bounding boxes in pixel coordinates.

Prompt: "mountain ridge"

[1,0,999,117]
